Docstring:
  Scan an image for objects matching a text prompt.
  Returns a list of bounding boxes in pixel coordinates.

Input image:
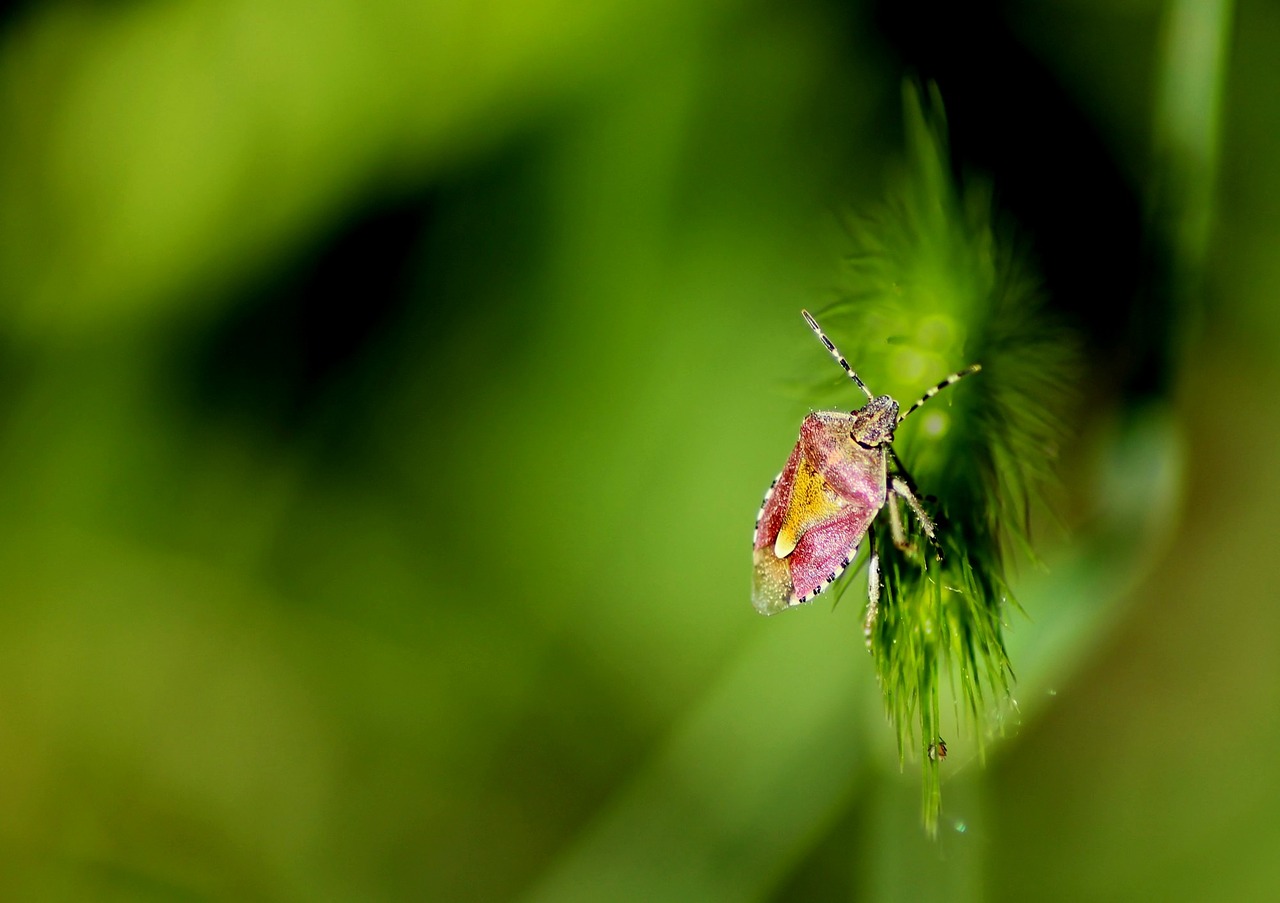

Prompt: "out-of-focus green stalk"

[1150,0,1232,366]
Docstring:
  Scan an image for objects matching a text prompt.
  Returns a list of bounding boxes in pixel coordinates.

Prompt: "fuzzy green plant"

[817,83,1074,833]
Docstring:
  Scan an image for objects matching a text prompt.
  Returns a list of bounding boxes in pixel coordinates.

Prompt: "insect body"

[752,310,980,618]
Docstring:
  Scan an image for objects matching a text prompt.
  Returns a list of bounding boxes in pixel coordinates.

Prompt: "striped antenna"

[899,363,982,422]
[801,310,873,401]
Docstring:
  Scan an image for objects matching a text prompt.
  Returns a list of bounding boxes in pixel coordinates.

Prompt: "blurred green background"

[0,0,1277,899]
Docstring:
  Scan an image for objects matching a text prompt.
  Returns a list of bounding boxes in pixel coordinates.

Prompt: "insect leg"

[890,475,946,563]
[890,476,936,539]
[864,532,880,648]
[886,490,915,553]
[885,448,947,561]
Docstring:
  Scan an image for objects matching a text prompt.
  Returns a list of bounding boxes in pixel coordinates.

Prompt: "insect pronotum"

[751,310,980,629]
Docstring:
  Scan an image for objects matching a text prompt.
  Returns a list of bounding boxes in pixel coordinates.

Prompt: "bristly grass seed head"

[822,82,1076,833]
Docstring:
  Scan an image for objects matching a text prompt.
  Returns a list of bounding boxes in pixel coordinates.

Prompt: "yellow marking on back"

[773,455,844,558]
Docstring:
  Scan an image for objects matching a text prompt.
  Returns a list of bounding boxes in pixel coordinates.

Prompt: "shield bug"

[751,310,980,619]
